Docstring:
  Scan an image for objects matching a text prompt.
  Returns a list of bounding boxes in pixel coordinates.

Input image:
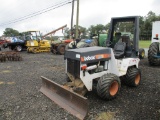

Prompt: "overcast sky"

[0,0,159,36]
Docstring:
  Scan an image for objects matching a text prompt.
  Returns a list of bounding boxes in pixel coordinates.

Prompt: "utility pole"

[70,0,74,39]
[75,0,79,39]
[70,0,79,39]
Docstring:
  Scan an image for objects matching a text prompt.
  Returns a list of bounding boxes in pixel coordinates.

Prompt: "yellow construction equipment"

[26,31,51,53]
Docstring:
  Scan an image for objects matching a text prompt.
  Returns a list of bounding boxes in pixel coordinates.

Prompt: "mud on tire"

[123,67,141,87]
[97,73,121,100]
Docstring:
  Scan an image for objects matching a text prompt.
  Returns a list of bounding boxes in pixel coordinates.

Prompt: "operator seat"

[121,36,132,57]
[114,41,126,59]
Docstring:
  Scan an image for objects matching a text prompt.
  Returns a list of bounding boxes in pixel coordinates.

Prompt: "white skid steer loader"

[40,16,142,120]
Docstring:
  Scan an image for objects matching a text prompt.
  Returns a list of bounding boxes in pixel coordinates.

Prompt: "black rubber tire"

[16,45,22,52]
[124,67,141,87]
[139,48,145,59]
[148,42,160,66]
[97,73,121,100]
[78,43,90,48]
[57,44,66,55]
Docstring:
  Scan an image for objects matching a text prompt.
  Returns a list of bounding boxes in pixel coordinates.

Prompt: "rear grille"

[67,59,80,78]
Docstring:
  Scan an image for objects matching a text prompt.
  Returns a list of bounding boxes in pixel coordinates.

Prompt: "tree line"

[2,11,160,40]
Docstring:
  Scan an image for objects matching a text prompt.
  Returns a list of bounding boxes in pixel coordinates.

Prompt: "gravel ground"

[0,51,160,120]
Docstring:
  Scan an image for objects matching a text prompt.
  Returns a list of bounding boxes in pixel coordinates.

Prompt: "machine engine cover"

[65,46,111,63]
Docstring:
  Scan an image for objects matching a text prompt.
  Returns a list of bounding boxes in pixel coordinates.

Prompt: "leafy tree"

[3,28,19,37]
[104,23,110,32]
[88,24,106,34]
[63,25,87,39]
[63,27,70,39]
[139,11,160,40]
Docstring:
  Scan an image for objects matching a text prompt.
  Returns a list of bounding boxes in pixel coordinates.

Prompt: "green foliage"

[87,11,160,40]
[140,11,160,40]
[63,25,87,39]
[3,28,19,37]
[88,24,108,35]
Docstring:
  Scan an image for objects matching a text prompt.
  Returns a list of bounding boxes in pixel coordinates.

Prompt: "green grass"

[139,40,151,48]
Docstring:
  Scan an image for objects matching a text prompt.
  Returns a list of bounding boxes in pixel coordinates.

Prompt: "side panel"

[119,58,140,76]
[152,21,160,43]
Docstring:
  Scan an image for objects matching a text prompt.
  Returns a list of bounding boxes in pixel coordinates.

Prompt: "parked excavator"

[148,21,160,65]
[40,16,143,120]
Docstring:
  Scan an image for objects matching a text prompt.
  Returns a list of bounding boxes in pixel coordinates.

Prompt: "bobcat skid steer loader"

[40,16,142,120]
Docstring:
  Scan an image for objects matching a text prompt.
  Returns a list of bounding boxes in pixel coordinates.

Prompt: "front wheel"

[97,73,121,100]
[57,44,66,55]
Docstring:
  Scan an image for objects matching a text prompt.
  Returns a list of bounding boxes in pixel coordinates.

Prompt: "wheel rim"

[109,81,119,96]
[141,51,145,58]
[135,74,140,85]
[17,46,22,51]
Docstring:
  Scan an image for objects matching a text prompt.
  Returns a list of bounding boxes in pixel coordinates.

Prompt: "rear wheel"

[124,67,141,87]
[148,42,160,65]
[16,45,22,52]
[97,73,121,100]
[57,44,66,55]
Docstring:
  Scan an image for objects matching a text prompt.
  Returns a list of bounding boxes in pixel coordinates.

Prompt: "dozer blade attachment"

[40,76,88,120]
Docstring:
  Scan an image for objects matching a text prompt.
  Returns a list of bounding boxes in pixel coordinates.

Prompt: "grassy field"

[139,40,151,48]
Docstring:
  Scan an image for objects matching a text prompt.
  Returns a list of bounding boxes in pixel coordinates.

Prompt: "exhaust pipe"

[40,76,89,120]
